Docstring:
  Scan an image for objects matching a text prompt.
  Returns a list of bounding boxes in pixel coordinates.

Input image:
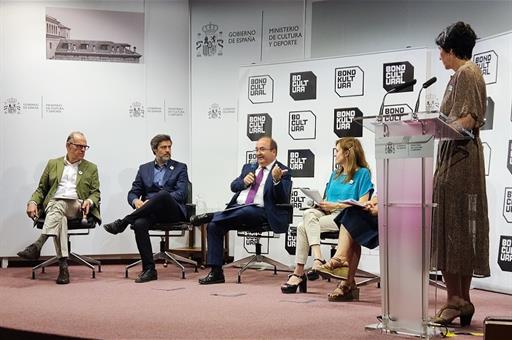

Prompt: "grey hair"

[150,134,172,154]
[66,131,86,143]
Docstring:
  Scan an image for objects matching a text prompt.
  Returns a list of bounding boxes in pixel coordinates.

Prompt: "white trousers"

[295,208,340,265]
[42,199,81,258]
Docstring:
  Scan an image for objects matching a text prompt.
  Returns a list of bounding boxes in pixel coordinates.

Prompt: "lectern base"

[365,323,441,339]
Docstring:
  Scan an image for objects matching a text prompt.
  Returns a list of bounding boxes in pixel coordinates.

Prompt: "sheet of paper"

[299,188,323,204]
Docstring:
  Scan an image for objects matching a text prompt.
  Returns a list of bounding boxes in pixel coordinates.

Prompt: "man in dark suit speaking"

[103,134,188,283]
[191,136,292,285]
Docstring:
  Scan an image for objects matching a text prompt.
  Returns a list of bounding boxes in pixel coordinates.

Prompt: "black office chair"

[32,215,101,279]
[223,199,294,284]
[125,182,198,279]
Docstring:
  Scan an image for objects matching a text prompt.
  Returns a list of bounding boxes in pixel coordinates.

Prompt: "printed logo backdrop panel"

[238,48,430,269]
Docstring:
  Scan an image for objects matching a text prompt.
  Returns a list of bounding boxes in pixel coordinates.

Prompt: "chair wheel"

[163,262,168,268]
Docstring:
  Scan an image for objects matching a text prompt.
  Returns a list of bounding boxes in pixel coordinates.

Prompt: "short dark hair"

[435,21,477,60]
[150,134,172,154]
[259,136,277,153]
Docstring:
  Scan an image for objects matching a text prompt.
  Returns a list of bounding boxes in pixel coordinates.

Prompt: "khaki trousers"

[42,199,82,258]
[295,208,340,265]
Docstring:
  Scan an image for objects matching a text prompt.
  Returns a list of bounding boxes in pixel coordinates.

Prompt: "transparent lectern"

[358,112,471,338]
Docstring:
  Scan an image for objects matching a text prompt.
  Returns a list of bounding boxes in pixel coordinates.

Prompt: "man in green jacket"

[17,131,101,284]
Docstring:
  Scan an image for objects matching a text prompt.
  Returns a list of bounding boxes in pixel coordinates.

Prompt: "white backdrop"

[0,0,190,257]
[237,38,512,294]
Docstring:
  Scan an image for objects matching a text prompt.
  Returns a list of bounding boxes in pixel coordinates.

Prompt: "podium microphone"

[378,79,417,120]
[414,77,437,113]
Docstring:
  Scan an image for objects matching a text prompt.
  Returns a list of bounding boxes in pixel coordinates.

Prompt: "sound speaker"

[484,316,512,340]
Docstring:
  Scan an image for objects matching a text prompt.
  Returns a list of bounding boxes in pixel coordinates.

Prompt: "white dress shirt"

[237,160,276,207]
[53,158,80,200]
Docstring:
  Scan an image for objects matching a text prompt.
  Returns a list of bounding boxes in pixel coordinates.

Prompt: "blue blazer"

[127,159,189,218]
[227,161,292,233]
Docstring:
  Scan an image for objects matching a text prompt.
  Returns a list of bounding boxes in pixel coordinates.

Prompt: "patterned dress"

[431,61,490,277]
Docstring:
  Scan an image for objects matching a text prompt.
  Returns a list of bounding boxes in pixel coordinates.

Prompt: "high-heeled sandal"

[306,259,325,281]
[327,279,359,302]
[316,257,349,280]
[281,273,307,294]
[431,304,461,326]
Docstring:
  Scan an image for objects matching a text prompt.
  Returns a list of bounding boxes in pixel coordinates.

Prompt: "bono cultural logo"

[382,104,413,122]
[382,61,414,92]
[473,50,498,85]
[247,113,272,141]
[503,187,512,223]
[288,110,316,140]
[288,149,315,178]
[333,107,363,138]
[335,66,364,97]
[246,150,257,164]
[290,71,316,100]
[498,235,512,272]
[196,22,224,57]
[248,75,274,104]
[291,188,309,217]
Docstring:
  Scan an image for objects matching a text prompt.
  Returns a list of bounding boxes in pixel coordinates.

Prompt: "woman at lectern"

[431,21,489,327]
[281,137,373,294]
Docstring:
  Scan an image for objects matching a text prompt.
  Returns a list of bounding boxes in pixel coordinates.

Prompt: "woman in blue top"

[281,137,373,294]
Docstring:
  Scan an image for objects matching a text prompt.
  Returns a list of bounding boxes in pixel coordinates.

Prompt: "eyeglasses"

[68,142,90,150]
[255,147,273,153]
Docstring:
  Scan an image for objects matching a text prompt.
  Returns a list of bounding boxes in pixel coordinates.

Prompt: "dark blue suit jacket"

[127,159,189,218]
[227,161,292,233]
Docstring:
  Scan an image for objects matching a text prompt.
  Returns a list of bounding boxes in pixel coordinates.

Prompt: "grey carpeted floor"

[0,264,510,339]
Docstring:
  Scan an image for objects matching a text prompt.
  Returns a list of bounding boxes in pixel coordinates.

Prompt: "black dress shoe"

[103,219,129,235]
[56,266,70,284]
[198,270,225,285]
[190,213,214,226]
[135,268,158,283]
[17,244,41,260]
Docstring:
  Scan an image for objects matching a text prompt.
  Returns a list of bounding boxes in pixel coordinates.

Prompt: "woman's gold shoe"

[316,257,349,280]
[327,280,359,302]
[431,304,461,326]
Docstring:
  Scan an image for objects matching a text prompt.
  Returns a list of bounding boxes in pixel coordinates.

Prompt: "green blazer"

[30,157,101,223]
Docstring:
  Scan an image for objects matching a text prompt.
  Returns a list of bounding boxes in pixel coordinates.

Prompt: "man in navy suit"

[192,136,292,284]
[103,134,188,283]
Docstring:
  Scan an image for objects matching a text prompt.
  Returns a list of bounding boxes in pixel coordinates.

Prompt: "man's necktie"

[245,167,265,204]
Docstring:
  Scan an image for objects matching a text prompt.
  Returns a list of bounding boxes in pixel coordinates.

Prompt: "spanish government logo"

[3,97,21,114]
[196,22,224,57]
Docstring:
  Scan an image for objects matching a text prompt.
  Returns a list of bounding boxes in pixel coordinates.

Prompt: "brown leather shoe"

[17,244,41,260]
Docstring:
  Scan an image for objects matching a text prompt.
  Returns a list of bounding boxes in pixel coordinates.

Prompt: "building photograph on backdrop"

[45,7,144,63]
